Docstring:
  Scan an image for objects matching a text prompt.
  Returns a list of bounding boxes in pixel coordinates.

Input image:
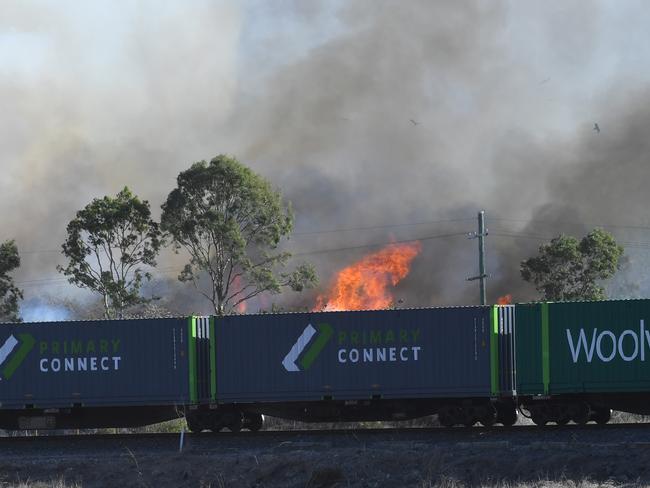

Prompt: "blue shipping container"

[215,307,496,402]
[0,318,190,409]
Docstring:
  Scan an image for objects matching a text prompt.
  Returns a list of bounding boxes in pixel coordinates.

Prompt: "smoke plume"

[2,0,650,315]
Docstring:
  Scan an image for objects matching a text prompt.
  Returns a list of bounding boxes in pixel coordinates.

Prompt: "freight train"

[1,299,650,432]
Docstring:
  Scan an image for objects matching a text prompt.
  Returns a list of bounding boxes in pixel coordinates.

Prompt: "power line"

[16,230,650,288]
[491,217,650,233]
[491,231,650,249]
[291,231,468,256]
[14,216,650,256]
[14,231,469,287]
[14,222,650,288]
[490,231,552,241]
[292,218,474,236]
[15,218,474,256]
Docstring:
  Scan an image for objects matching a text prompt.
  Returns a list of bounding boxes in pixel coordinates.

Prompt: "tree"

[58,187,162,319]
[0,240,22,322]
[520,228,623,301]
[161,154,317,315]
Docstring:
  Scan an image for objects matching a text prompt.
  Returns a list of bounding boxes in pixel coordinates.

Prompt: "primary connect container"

[516,299,650,395]
[0,318,190,409]
[214,306,516,403]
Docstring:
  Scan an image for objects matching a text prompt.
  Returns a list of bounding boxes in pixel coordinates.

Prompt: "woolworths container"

[516,299,650,395]
[214,306,516,402]
[0,318,190,409]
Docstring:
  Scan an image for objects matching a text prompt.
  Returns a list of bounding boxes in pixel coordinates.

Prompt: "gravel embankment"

[2,425,650,487]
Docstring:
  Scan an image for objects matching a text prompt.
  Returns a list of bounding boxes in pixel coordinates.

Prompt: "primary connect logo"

[0,334,35,381]
[282,323,333,372]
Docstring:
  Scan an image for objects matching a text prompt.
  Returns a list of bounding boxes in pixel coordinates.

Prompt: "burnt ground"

[2,425,650,487]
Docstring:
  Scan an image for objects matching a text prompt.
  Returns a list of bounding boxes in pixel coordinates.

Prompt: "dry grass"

[609,411,650,424]
[418,478,634,488]
[8,479,81,488]
[5,479,635,488]
[261,413,441,431]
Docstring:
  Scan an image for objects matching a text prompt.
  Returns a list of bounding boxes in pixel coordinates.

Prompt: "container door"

[495,305,516,395]
[189,316,214,404]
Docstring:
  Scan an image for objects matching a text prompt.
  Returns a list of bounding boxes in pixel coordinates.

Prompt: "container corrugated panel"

[515,303,544,395]
[516,299,650,395]
[215,307,494,402]
[0,318,190,409]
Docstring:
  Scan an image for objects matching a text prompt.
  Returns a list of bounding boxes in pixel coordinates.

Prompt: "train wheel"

[592,408,611,425]
[556,416,570,426]
[437,406,456,427]
[531,414,547,426]
[245,413,264,432]
[496,404,518,426]
[553,405,570,425]
[438,413,454,427]
[479,411,497,427]
[186,415,205,433]
[463,418,476,428]
[228,415,243,433]
[571,404,590,425]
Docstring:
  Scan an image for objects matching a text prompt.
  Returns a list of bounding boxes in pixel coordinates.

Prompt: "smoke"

[229,0,650,305]
[0,0,241,309]
[20,298,70,323]
[2,0,650,315]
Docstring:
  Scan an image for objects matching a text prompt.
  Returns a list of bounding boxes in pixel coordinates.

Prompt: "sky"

[2,0,650,317]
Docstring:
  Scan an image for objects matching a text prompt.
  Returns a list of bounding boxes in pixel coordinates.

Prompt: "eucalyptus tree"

[0,240,22,322]
[161,155,316,315]
[521,228,623,301]
[58,187,162,318]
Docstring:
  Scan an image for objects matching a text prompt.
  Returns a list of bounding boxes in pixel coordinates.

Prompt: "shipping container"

[516,299,650,395]
[0,318,190,409]
[214,306,516,403]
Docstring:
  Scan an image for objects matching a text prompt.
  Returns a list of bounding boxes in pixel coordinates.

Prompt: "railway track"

[2,423,650,458]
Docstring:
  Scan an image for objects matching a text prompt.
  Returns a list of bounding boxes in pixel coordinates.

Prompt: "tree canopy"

[0,240,22,322]
[520,228,623,301]
[58,187,162,318]
[161,154,316,315]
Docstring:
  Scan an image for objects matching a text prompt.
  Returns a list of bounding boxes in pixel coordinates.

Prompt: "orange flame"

[314,242,422,311]
[497,294,512,305]
[232,275,247,314]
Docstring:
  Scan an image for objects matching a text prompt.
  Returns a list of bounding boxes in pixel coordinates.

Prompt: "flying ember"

[314,242,421,311]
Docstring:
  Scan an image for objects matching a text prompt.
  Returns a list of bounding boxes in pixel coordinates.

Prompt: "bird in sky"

[409,118,418,126]
[593,123,600,133]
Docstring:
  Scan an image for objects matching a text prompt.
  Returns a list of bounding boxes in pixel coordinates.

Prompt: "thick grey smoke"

[229,0,650,306]
[1,1,241,315]
[2,0,650,317]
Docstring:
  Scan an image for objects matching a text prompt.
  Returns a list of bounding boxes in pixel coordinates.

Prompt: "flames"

[232,275,247,313]
[497,294,512,305]
[314,242,422,311]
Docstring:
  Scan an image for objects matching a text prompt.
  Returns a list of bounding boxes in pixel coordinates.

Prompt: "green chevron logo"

[0,334,35,380]
[282,323,333,372]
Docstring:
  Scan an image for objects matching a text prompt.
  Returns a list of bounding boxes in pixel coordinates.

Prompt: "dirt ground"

[2,438,650,488]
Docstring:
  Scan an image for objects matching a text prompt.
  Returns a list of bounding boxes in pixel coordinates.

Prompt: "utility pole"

[467,210,488,305]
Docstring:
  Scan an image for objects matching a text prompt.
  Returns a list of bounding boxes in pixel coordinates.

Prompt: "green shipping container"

[516,299,650,395]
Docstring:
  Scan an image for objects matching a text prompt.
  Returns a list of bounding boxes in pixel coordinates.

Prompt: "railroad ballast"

[2,299,650,431]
